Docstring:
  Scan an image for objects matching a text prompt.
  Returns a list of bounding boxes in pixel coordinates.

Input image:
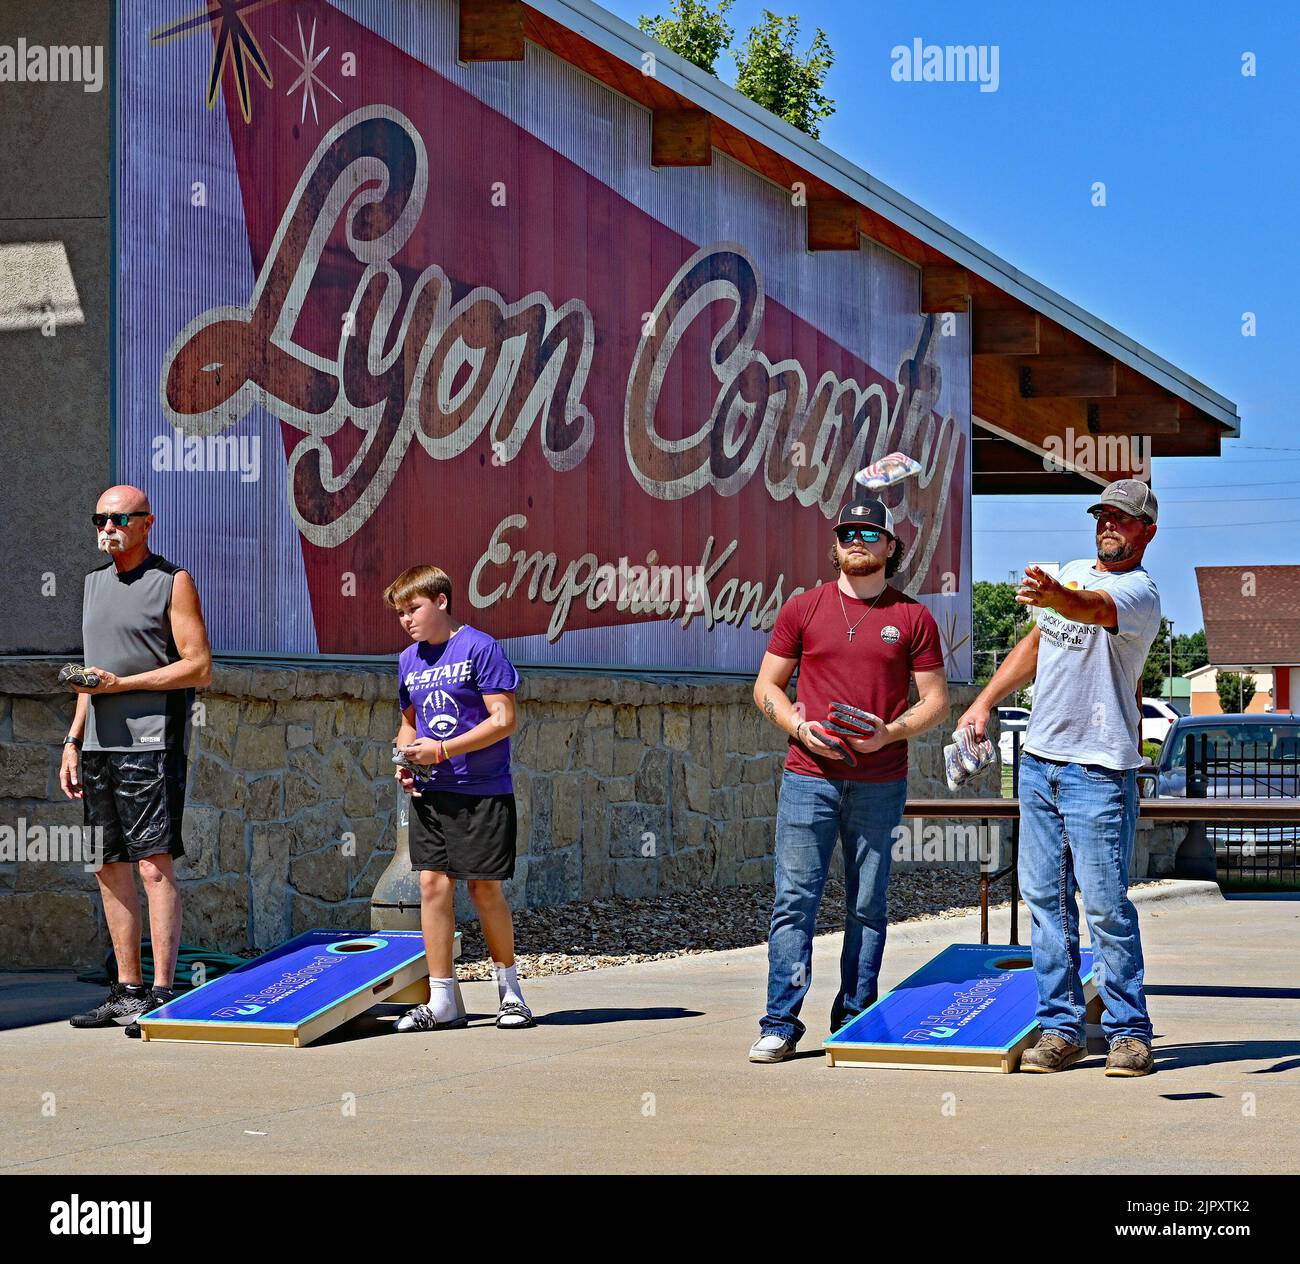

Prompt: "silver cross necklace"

[838,582,885,641]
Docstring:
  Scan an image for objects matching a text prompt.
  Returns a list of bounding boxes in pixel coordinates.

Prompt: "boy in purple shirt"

[384,565,534,1030]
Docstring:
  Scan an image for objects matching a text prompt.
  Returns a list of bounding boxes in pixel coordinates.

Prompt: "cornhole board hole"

[139,929,461,1048]
[824,944,1099,1073]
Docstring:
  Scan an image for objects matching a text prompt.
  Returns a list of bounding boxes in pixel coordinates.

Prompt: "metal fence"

[1001,724,1300,888]
[907,790,1300,948]
[1181,731,1300,888]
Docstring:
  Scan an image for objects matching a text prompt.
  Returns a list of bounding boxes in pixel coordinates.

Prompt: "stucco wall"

[0,0,113,655]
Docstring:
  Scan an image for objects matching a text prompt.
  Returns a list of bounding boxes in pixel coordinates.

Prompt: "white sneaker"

[748,1033,797,1063]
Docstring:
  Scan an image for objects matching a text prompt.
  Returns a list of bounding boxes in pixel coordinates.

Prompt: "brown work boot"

[1105,1037,1155,1077]
[1020,1030,1086,1073]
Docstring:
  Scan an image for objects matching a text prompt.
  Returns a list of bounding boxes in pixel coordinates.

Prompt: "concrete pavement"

[2,882,1297,1175]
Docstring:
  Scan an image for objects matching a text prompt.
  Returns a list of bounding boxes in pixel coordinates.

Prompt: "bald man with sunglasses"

[61,486,212,1035]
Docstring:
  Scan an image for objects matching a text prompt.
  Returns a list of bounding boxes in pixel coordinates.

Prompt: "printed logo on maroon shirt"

[766,583,944,782]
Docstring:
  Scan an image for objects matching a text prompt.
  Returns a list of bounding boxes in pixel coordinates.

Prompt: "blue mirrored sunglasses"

[837,527,882,544]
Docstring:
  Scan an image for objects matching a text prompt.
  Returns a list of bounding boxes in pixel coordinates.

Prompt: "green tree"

[732,11,835,137]
[1142,616,1174,698]
[1216,671,1257,714]
[1142,624,1207,699]
[972,580,1033,689]
[638,0,735,75]
[1174,628,1207,674]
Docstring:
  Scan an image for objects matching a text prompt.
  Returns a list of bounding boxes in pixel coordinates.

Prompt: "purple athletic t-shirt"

[397,626,520,795]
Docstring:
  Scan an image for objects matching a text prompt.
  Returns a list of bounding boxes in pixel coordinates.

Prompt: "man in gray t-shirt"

[958,479,1162,1078]
[60,485,212,1035]
[1024,558,1160,770]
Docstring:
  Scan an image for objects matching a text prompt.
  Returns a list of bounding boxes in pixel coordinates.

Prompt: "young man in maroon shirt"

[748,497,950,1062]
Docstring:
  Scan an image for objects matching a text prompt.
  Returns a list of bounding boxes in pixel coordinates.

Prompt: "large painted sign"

[118,0,972,677]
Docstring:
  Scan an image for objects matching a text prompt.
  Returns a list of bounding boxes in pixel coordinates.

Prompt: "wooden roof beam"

[921,266,971,312]
[651,108,713,167]
[1146,406,1223,456]
[1020,357,1116,399]
[970,432,1108,495]
[1087,397,1181,435]
[1152,426,1222,457]
[807,199,860,251]
[460,0,524,62]
[973,309,1041,356]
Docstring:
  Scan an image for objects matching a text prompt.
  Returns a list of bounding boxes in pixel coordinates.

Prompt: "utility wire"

[984,492,1300,506]
[975,517,1300,531]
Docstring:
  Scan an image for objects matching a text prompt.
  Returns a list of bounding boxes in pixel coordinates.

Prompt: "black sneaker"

[69,982,152,1028]
[124,987,178,1039]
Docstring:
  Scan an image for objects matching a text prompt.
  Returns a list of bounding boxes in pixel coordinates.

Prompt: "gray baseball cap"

[1087,479,1158,525]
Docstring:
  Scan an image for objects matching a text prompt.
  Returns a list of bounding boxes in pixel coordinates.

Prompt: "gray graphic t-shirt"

[1023,559,1161,770]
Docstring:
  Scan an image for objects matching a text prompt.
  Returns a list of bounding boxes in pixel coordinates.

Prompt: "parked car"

[1141,714,1300,883]
[997,706,1030,765]
[1140,697,1180,746]
[995,699,1177,764]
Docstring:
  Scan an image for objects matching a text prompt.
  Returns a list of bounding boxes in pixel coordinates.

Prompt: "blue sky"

[601,0,1300,634]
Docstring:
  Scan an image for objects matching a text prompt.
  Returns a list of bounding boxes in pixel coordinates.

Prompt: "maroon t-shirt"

[767,581,944,783]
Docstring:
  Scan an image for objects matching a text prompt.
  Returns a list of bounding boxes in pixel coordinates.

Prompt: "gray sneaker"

[748,1033,797,1063]
[125,986,178,1039]
[1020,1030,1086,1073]
[1105,1037,1155,1077]
[69,983,152,1028]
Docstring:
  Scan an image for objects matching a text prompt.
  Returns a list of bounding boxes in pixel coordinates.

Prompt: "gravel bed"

[455,872,1169,980]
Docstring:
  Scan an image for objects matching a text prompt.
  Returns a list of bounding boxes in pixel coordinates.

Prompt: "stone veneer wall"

[2,657,1006,967]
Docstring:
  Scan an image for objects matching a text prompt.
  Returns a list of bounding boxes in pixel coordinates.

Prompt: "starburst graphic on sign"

[272,15,341,125]
[149,0,282,124]
[941,609,971,673]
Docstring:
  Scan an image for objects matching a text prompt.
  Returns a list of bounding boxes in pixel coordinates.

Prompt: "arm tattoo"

[762,692,778,726]
[893,685,947,740]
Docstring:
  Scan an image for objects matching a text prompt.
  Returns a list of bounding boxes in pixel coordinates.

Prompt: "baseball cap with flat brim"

[835,497,895,536]
[1087,479,1158,525]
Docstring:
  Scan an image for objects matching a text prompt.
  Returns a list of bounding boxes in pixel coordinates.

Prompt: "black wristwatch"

[63,735,82,749]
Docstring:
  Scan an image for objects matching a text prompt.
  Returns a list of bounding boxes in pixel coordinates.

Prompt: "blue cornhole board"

[824,944,1098,1073]
[138,930,437,1048]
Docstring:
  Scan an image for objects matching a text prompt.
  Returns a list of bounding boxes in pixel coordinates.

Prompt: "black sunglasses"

[92,512,149,529]
[1090,509,1143,528]
[837,527,883,544]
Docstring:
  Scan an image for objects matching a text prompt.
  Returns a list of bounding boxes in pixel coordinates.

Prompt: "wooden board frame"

[139,931,462,1048]
[824,946,1100,1073]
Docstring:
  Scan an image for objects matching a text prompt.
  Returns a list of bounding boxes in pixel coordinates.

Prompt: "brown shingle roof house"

[1196,566,1300,668]
[1195,566,1300,714]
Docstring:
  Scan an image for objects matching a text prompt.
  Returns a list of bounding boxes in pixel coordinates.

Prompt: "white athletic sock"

[426,977,461,1022]
[493,961,525,1008]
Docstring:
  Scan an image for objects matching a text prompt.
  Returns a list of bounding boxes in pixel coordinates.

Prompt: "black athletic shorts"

[81,749,187,864]
[409,790,517,880]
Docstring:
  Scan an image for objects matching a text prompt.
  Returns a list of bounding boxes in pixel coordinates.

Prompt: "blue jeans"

[1018,752,1152,1045]
[761,770,909,1043]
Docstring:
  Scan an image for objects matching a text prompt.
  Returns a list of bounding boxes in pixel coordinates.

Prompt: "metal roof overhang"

[493,0,1240,491]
